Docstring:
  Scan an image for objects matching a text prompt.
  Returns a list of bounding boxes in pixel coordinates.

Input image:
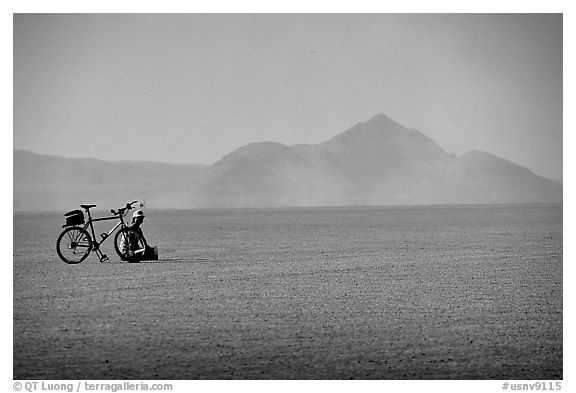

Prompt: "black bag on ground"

[64,209,85,226]
[142,246,158,260]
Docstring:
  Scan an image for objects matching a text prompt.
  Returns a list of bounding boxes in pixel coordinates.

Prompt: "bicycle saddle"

[80,204,97,209]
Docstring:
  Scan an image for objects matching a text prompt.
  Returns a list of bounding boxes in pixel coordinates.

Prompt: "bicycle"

[56,201,147,264]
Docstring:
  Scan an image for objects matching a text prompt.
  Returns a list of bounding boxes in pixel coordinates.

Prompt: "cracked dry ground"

[14,205,562,379]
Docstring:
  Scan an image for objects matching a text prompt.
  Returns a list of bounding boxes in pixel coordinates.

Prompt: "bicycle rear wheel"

[56,227,93,264]
[114,228,147,263]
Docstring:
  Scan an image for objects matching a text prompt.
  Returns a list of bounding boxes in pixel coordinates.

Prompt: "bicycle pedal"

[99,254,109,263]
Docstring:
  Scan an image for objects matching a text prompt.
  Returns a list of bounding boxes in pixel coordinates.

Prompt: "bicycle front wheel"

[56,226,93,264]
[114,228,147,263]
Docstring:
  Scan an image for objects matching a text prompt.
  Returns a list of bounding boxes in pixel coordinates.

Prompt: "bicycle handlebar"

[111,201,139,216]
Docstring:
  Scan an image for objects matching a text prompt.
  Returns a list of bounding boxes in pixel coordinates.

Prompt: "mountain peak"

[332,113,406,143]
[214,141,294,167]
[330,112,444,157]
[364,112,403,128]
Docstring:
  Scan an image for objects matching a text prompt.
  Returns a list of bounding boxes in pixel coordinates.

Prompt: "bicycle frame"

[79,209,129,255]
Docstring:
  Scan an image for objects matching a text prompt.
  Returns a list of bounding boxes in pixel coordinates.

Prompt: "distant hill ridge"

[14,113,562,211]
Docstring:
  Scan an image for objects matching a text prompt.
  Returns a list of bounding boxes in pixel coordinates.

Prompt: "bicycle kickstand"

[95,249,109,263]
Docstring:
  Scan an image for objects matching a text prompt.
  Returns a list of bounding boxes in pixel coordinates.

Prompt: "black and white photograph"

[12,11,564,384]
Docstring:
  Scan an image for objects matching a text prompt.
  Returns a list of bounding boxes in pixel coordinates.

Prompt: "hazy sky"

[13,14,562,179]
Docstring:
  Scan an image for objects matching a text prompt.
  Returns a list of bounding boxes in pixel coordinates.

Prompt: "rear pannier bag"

[64,209,85,226]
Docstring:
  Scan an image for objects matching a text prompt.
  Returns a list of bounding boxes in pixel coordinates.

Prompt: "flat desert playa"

[13,205,562,379]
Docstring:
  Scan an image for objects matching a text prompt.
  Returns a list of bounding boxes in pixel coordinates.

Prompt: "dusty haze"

[13,14,562,181]
[14,113,562,211]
